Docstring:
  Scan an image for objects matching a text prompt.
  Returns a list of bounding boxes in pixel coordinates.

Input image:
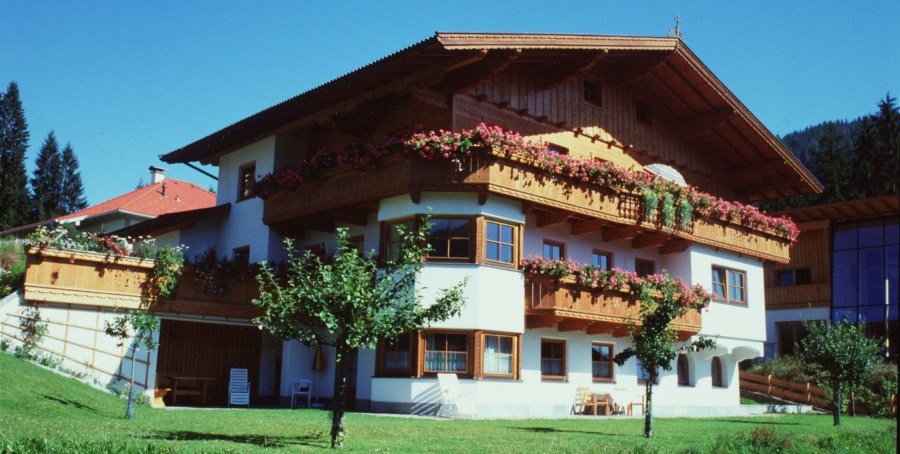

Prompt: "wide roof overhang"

[161,32,822,200]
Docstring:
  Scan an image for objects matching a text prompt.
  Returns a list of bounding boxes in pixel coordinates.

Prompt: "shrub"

[747,354,828,385]
[0,336,10,352]
[38,353,63,369]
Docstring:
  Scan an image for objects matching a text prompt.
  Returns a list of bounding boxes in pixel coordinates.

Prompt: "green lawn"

[0,353,895,453]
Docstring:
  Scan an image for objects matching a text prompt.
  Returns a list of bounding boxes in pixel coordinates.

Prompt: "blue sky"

[3,1,898,205]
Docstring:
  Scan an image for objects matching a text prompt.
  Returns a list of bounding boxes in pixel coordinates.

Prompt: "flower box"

[23,247,155,309]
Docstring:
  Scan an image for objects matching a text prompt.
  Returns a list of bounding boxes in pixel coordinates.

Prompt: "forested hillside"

[761,94,899,210]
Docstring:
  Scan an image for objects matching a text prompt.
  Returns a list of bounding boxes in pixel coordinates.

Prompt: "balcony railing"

[23,247,154,309]
[262,151,792,263]
[153,265,260,319]
[764,283,831,309]
[524,276,702,341]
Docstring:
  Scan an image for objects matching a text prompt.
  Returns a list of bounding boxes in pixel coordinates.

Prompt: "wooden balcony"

[23,247,154,309]
[263,150,792,263]
[524,277,702,341]
[764,283,830,310]
[153,265,261,320]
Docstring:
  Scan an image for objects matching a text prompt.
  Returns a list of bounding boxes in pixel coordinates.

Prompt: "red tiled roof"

[57,179,215,222]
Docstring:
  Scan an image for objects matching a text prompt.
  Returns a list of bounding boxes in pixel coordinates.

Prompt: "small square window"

[485,221,516,264]
[427,218,472,260]
[635,258,655,277]
[543,240,564,260]
[237,162,256,201]
[636,102,652,126]
[583,80,602,106]
[712,266,747,305]
[592,250,612,270]
[541,339,566,379]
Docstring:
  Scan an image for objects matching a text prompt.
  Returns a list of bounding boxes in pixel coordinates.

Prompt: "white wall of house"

[216,137,275,263]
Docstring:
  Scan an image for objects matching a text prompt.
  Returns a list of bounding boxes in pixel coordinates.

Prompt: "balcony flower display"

[255,124,799,243]
[521,257,712,310]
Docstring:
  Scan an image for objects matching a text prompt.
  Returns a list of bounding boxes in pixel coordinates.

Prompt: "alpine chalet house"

[20,33,822,416]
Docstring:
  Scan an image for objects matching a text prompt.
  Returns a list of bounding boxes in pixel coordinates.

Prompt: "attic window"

[545,143,569,156]
[636,102,652,126]
[237,162,256,202]
[583,80,601,106]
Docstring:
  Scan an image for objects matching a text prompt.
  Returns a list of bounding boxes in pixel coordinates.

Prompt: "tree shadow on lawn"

[40,394,98,413]
[511,427,632,437]
[144,430,329,449]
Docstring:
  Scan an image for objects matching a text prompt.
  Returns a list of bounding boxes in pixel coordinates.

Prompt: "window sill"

[712,299,748,307]
[592,378,615,384]
[541,376,567,382]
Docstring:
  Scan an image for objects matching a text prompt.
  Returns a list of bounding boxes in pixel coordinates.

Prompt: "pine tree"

[850,117,878,199]
[0,82,31,230]
[811,123,851,203]
[30,132,65,222]
[60,143,87,214]
[873,94,900,194]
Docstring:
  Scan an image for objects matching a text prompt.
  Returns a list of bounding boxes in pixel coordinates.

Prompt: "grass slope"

[0,353,896,453]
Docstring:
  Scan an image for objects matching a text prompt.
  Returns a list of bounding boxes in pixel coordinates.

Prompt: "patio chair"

[436,373,476,418]
[290,379,313,408]
[228,368,251,407]
[628,394,646,416]
[573,386,600,415]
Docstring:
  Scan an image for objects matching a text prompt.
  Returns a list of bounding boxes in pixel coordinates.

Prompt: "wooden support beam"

[557,318,593,332]
[659,239,691,255]
[536,210,570,228]
[537,52,607,89]
[477,191,489,205]
[677,108,736,140]
[612,326,630,338]
[410,87,451,110]
[526,315,558,329]
[434,49,520,93]
[570,220,605,235]
[409,189,422,204]
[586,323,616,335]
[603,226,639,242]
[333,209,369,226]
[733,160,782,185]
[632,232,669,250]
[616,54,672,87]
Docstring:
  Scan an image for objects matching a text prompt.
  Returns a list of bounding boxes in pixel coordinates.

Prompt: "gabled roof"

[0,179,216,236]
[112,203,230,238]
[161,32,822,200]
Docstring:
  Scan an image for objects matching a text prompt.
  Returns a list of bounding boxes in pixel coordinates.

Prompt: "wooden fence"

[739,370,831,409]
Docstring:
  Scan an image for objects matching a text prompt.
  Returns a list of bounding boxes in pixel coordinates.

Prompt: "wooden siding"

[460,67,732,197]
[155,319,262,406]
[23,248,153,309]
[153,265,260,319]
[765,225,830,309]
[263,152,792,263]
[524,277,702,341]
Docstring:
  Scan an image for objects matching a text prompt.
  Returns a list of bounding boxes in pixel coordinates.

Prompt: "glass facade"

[831,220,899,355]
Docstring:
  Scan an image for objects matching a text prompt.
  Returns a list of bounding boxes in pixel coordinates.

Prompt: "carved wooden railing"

[263,151,792,263]
[524,277,702,341]
[153,265,260,319]
[23,247,154,309]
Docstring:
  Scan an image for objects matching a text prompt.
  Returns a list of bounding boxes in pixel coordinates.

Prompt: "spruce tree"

[811,123,851,203]
[873,94,900,194]
[30,132,65,222]
[60,143,87,213]
[0,82,31,230]
[850,118,878,199]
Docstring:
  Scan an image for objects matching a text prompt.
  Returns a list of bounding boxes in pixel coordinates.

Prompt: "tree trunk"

[644,370,655,438]
[330,342,349,448]
[832,377,841,426]
[125,347,136,419]
[849,384,856,417]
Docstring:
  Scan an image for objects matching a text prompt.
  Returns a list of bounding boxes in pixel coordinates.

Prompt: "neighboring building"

[764,194,899,359]
[9,33,821,416]
[0,167,216,237]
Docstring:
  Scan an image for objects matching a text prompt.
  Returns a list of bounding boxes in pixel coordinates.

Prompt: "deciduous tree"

[799,320,882,425]
[613,273,715,438]
[254,221,467,448]
[104,310,160,420]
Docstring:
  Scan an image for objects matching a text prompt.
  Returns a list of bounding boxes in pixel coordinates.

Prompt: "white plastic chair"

[228,368,251,407]
[436,373,476,418]
[290,379,313,408]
